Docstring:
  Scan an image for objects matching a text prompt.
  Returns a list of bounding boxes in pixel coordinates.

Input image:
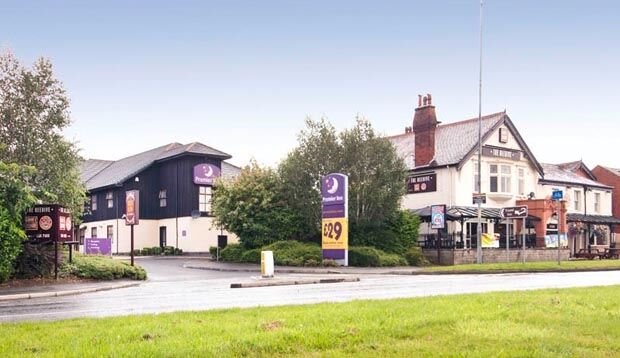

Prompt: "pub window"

[594,192,601,213]
[79,227,86,245]
[500,165,512,193]
[159,189,167,207]
[91,227,97,238]
[517,168,525,196]
[199,186,212,213]
[573,190,582,211]
[106,191,114,208]
[489,164,511,193]
[91,195,97,211]
[107,225,114,239]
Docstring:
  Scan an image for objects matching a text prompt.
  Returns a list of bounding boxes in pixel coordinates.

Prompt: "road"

[1,257,619,322]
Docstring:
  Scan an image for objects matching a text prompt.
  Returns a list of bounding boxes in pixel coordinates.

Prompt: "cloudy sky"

[2,0,619,168]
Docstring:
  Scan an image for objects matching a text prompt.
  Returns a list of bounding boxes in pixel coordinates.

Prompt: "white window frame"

[489,164,512,194]
[594,192,601,213]
[199,186,212,213]
[106,191,114,208]
[159,189,167,208]
[573,190,582,211]
[517,167,525,196]
[91,195,97,211]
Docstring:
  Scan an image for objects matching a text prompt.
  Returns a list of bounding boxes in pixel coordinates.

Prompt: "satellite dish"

[191,210,201,219]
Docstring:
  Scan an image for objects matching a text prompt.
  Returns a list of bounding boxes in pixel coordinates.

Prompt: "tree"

[0,50,85,218]
[0,162,36,282]
[212,162,303,248]
[279,116,407,238]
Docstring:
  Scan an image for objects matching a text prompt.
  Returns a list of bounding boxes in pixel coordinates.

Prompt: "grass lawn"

[2,286,620,357]
[423,259,620,273]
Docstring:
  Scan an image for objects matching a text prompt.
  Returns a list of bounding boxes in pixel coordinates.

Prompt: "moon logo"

[205,165,214,177]
[327,177,339,194]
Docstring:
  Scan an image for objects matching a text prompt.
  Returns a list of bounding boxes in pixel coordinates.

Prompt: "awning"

[567,213,620,225]
[410,206,540,222]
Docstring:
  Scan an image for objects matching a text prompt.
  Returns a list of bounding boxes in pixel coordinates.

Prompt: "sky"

[1,1,619,168]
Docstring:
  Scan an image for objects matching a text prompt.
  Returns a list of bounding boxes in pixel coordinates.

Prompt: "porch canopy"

[567,213,620,225]
[410,205,541,223]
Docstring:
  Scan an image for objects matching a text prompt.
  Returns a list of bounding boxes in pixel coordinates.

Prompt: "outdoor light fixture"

[134,176,140,182]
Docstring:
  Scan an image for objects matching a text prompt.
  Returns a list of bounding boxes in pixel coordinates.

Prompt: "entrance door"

[159,226,167,248]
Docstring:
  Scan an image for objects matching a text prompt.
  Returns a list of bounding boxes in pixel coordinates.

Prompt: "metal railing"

[418,234,538,250]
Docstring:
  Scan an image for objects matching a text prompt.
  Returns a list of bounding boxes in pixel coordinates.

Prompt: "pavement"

[183,259,423,275]
[0,280,140,301]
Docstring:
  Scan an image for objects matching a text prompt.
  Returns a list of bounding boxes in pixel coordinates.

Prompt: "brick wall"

[423,248,571,265]
[592,166,620,234]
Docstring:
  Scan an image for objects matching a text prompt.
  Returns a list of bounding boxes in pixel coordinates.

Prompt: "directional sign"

[551,189,563,201]
[500,205,528,219]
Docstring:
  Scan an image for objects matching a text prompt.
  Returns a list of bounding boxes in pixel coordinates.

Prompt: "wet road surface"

[1,257,619,322]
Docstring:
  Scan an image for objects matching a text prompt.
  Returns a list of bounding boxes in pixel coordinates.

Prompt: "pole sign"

[551,189,563,201]
[472,193,487,205]
[500,205,528,219]
[321,173,348,265]
[430,204,446,230]
[24,204,73,242]
[125,190,140,225]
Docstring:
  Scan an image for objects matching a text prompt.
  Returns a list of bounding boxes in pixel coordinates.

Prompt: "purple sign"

[193,163,221,185]
[323,249,345,260]
[85,238,112,255]
[321,173,346,207]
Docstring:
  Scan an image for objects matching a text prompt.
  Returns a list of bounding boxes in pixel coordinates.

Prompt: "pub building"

[387,94,620,264]
[79,142,240,254]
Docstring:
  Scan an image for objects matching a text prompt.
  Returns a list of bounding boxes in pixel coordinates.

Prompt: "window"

[159,189,167,207]
[106,191,113,208]
[79,227,86,245]
[107,225,114,239]
[594,192,601,213]
[473,161,480,192]
[91,195,97,211]
[489,164,512,193]
[91,227,97,238]
[199,186,212,213]
[573,190,582,211]
[517,168,525,196]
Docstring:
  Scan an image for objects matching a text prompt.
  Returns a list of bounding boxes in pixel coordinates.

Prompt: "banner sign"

[545,234,568,248]
[85,238,112,255]
[193,163,221,185]
[430,204,446,230]
[482,146,521,161]
[500,205,528,219]
[407,173,437,194]
[125,190,140,225]
[321,173,348,264]
[25,205,73,242]
[481,233,500,248]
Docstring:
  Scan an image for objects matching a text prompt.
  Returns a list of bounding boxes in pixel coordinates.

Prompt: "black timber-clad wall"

[82,155,221,223]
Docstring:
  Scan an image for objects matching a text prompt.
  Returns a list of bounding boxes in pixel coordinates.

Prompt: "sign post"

[321,173,348,266]
[431,205,446,265]
[25,205,73,279]
[500,205,528,263]
[551,189,564,265]
[125,190,140,266]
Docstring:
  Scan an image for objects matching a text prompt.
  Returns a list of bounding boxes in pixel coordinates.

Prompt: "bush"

[322,259,338,267]
[241,249,261,263]
[348,246,407,267]
[404,246,429,266]
[141,247,151,256]
[12,242,59,279]
[151,246,162,255]
[163,246,175,256]
[174,248,183,255]
[378,252,407,267]
[262,240,322,266]
[61,254,146,280]
[209,246,218,258]
[349,211,420,256]
[220,244,245,262]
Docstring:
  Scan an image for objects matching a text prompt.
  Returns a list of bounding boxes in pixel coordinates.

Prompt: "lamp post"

[476,0,484,264]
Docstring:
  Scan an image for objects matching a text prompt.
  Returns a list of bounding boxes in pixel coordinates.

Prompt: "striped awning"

[410,206,540,222]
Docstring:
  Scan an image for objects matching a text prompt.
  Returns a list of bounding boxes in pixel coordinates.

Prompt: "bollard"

[261,250,274,278]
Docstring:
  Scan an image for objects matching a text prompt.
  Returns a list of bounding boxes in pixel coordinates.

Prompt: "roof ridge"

[437,111,505,129]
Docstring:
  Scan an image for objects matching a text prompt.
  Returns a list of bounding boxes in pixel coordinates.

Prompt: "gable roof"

[557,160,596,180]
[595,165,620,177]
[79,159,114,183]
[82,142,232,191]
[540,163,612,189]
[387,111,544,176]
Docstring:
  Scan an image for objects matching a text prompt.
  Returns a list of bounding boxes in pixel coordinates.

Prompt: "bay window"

[489,164,512,193]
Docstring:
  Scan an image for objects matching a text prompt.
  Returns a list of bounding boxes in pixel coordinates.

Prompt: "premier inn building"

[387,95,620,264]
[79,142,240,254]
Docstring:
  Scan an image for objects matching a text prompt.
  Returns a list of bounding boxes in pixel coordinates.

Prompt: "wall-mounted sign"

[499,128,509,143]
[85,238,112,255]
[472,192,487,205]
[24,205,73,242]
[407,173,437,194]
[551,189,563,201]
[125,190,140,225]
[482,146,521,161]
[321,173,348,264]
[430,204,446,230]
[193,163,221,185]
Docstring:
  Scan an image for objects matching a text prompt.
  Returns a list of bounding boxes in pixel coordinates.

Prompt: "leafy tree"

[0,162,36,282]
[212,162,302,248]
[0,50,85,218]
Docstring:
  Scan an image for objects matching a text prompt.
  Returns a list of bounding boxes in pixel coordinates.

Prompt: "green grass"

[2,286,620,357]
[61,254,147,280]
[424,259,620,273]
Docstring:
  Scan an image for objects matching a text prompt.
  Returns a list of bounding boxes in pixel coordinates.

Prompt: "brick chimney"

[412,93,440,167]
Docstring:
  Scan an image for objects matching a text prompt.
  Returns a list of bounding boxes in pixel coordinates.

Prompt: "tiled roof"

[79,159,113,183]
[82,142,233,191]
[600,166,620,177]
[540,163,612,189]
[387,112,505,170]
[221,161,241,180]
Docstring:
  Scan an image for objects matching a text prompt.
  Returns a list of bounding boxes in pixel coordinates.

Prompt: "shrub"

[262,240,322,266]
[322,259,338,267]
[61,254,146,280]
[12,242,59,279]
[378,252,407,267]
[141,247,151,256]
[241,249,261,263]
[174,248,183,255]
[151,246,162,255]
[163,246,175,256]
[348,246,381,267]
[404,246,429,266]
[349,211,421,256]
[220,244,245,262]
[209,246,218,258]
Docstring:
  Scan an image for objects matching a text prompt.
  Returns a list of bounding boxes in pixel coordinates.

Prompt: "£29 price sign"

[321,217,348,250]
